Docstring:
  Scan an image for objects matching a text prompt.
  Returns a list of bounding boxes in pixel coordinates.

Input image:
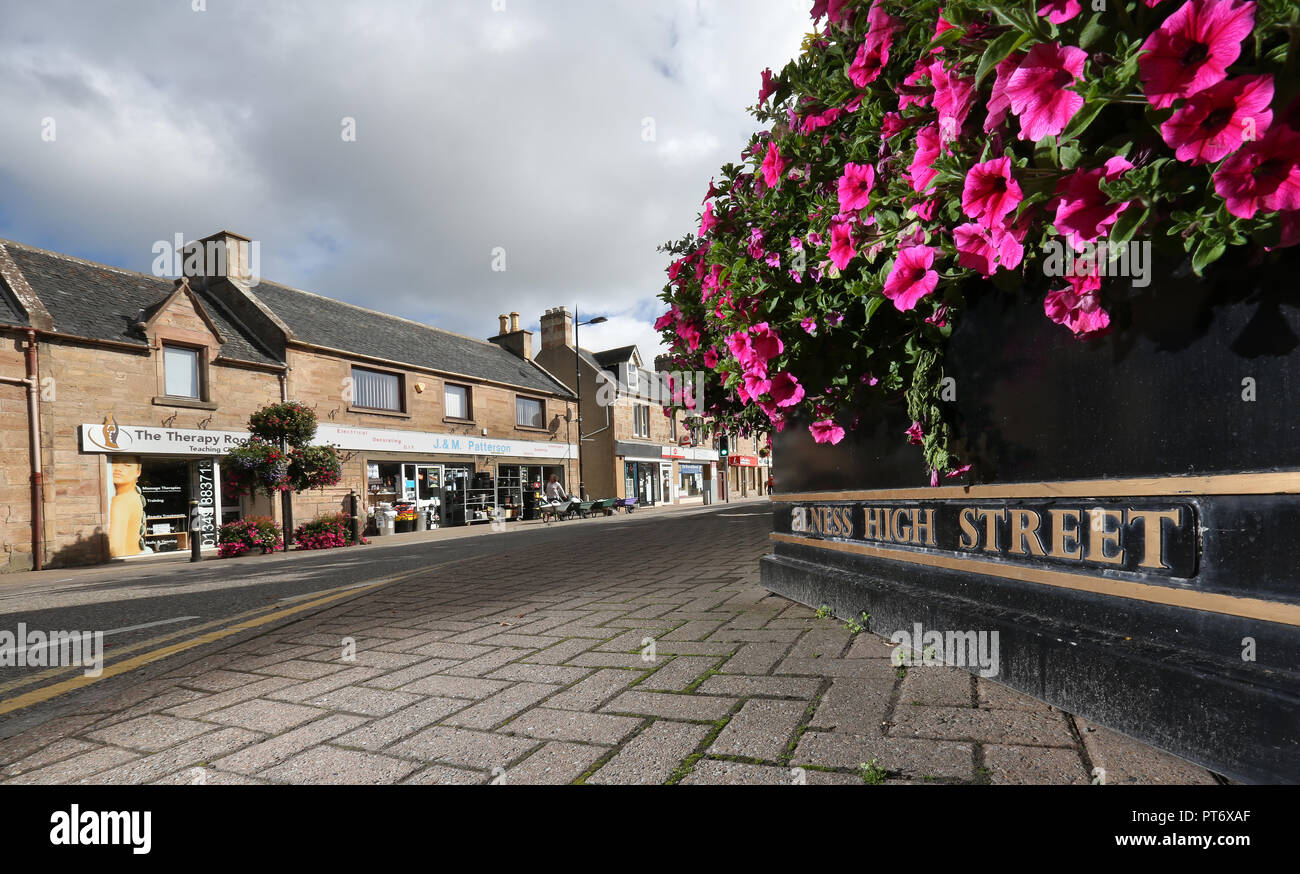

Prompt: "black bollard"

[349,491,362,544]
[189,500,202,563]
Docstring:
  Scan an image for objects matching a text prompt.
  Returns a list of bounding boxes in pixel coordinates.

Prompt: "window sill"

[347,406,411,419]
[152,396,217,411]
[514,425,549,434]
[443,417,476,426]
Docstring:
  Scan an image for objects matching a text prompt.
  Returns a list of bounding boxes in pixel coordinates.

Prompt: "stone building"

[532,307,769,505]
[0,231,576,571]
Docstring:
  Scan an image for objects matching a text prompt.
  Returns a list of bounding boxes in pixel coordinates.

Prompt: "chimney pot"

[509,312,520,332]
[498,314,509,335]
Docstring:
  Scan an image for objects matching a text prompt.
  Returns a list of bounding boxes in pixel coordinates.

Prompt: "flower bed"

[292,513,366,551]
[217,516,283,558]
[656,0,1299,481]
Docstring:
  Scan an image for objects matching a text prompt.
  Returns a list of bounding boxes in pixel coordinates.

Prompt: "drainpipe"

[1,329,43,570]
[277,371,293,548]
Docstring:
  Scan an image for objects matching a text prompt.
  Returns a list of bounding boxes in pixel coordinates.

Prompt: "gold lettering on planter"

[791,501,1195,578]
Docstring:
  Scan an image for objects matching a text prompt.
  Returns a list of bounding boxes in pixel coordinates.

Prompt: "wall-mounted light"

[414,382,426,394]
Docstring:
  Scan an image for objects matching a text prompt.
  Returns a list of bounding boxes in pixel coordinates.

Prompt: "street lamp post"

[573,306,607,502]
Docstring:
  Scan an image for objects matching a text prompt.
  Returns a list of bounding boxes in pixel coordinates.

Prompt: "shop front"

[81,422,239,559]
[316,424,576,530]
[729,454,761,498]
[679,463,704,501]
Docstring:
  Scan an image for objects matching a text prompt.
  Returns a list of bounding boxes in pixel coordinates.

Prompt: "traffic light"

[718,433,729,457]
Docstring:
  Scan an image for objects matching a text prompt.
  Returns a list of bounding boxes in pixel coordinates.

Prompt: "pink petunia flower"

[739,371,771,404]
[906,421,925,444]
[829,221,856,270]
[1044,270,1110,337]
[984,52,1026,134]
[881,111,909,140]
[702,347,719,368]
[761,140,786,188]
[698,202,717,237]
[1213,125,1300,218]
[899,61,933,110]
[907,124,943,193]
[961,157,1024,229]
[848,1,900,86]
[1161,74,1273,165]
[1139,0,1256,110]
[1038,0,1082,23]
[837,162,876,211]
[770,373,805,408]
[883,246,939,312]
[929,58,975,141]
[1051,156,1134,250]
[653,308,678,331]
[750,322,784,362]
[953,223,1025,277]
[810,419,846,445]
[801,317,817,335]
[1005,42,1089,142]
[725,329,755,369]
[758,67,777,105]
[677,322,701,352]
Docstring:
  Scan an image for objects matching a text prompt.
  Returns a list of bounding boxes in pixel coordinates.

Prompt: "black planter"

[764,249,1300,784]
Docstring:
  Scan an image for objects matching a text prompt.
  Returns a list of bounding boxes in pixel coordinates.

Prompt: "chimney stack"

[539,307,574,351]
[490,313,533,361]
[181,230,257,285]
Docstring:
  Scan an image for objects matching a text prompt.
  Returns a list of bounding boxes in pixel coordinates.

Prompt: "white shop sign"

[663,446,720,462]
[82,422,576,460]
[81,423,248,456]
[313,425,575,459]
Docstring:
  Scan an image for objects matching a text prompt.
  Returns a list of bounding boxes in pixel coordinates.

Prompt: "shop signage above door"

[81,422,248,456]
[315,425,575,460]
[83,420,577,460]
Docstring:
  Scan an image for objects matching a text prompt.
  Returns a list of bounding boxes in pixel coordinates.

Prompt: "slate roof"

[0,241,280,367]
[0,278,27,327]
[593,345,638,367]
[250,280,573,397]
[0,239,573,397]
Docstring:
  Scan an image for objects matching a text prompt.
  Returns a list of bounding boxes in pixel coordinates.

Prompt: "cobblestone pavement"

[0,505,1218,785]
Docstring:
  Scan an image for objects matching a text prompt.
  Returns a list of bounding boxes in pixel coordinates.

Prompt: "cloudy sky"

[0,0,811,359]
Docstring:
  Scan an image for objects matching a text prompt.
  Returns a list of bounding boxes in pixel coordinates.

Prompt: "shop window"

[352,366,404,412]
[633,404,650,438]
[516,396,544,428]
[163,345,202,399]
[445,383,471,420]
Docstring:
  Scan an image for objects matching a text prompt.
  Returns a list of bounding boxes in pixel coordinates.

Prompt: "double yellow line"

[0,567,433,717]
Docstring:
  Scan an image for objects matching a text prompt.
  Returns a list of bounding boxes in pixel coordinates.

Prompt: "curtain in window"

[445,385,468,419]
[516,397,543,428]
[164,347,200,398]
[354,368,401,411]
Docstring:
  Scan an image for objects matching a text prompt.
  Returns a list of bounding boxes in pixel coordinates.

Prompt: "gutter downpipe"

[0,328,44,570]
